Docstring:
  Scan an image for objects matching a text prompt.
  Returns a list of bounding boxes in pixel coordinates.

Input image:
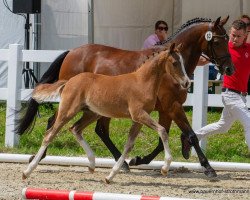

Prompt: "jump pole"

[22,188,200,200]
[1,153,250,172]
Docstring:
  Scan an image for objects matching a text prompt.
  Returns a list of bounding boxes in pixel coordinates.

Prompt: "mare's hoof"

[204,169,217,178]
[22,173,27,180]
[104,177,110,184]
[121,161,130,172]
[28,155,35,163]
[129,156,142,166]
[88,167,95,174]
[181,134,191,160]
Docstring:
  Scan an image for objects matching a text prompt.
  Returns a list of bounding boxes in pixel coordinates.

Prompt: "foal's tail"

[32,81,67,103]
[15,51,70,135]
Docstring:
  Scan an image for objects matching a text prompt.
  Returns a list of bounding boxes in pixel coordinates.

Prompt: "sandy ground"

[0,162,250,200]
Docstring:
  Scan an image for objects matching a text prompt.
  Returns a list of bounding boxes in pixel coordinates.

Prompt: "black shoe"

[181,134,191,160]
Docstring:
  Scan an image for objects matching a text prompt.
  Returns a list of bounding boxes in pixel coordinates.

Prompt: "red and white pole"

[22,188,199,200]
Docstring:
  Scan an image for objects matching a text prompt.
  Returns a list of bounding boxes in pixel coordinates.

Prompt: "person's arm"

[142,35,156,49]
[143,40,155,49]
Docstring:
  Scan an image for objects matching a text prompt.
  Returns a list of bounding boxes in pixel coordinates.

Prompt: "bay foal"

[22,43,190,183]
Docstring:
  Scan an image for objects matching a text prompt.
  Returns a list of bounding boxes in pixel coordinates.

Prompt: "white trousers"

[195,90,250,151]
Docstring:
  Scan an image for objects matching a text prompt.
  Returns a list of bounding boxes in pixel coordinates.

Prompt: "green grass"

[0,103,249,163]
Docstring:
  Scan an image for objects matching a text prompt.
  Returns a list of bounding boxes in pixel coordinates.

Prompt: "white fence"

[0,44,250,148]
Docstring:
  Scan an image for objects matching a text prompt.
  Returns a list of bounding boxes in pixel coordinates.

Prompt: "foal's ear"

[176,43,183,52]
[169,43,176,53]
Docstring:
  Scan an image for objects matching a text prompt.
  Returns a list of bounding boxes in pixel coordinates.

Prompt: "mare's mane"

[162,17,212,45]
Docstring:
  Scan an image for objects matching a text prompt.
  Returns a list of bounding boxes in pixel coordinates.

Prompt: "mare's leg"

[105,122,142,183]
[95,117,129,171]
[69,111,100,173]
[170,103,194,159]
[129,100,216,178]
[129,110,171,166]
[47,112,57,130]
[171,102,217,177]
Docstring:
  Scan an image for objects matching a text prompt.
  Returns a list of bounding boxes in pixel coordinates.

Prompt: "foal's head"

[162,43,191,89]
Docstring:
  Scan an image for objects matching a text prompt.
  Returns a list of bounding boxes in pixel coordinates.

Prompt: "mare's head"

[165,16,234,76]
[161,43,190,89]
[200,16,234,75]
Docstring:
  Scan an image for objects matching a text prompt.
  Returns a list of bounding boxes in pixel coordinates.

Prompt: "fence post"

[5,44,23,147]
[191,66,209,155]
[88,0,94,43]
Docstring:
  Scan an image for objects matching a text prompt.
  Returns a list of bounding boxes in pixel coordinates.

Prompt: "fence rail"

[0,44,249,148]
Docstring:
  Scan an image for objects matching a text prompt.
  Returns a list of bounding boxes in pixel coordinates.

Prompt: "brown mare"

[23,44,190,182]
[17,17,234,178]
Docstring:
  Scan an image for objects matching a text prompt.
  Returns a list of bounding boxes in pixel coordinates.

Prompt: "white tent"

[0,0,25,87]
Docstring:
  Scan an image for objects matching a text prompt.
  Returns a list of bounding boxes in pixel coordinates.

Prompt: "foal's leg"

[95,117,130,171]
[105,122,142,183]
[23,96,81,179]
[129,110,171,166]
[29,111,58,163]
[22,118,67,179]
[69,111,100,173]
[132,110,172,176]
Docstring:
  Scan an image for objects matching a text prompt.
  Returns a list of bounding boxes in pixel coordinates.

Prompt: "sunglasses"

[157,26,168,31]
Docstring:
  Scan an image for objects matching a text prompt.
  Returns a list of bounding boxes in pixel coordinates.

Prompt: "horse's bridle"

[201,24,231,72]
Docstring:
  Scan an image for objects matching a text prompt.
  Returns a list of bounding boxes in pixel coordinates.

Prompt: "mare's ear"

[219,16,229,26]
[176,43,183,52]
[214,17,221,27]
[169,43,176,53]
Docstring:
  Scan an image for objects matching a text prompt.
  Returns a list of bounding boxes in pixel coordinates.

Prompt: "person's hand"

[159,31,167,41]
[156,30,167,42]
[197,56,209,66]
[246,32,250,43]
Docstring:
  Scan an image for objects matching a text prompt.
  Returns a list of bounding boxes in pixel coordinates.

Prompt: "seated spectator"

[142,20,168,49]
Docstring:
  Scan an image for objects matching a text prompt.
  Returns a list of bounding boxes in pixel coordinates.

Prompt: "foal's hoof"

[22,173,27,180]
[181,134,191,160]
[161,167,169,176]
[88,167,95,174]
[129,156,142,166]
[121,161,130,172]
[104,177,111,184]
[204,168,217,178]
[161,169,168,176]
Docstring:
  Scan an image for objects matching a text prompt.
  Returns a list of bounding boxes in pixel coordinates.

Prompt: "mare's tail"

[15,50,70,135]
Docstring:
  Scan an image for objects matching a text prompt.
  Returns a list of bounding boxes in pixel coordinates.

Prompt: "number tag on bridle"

[205,31,213,41]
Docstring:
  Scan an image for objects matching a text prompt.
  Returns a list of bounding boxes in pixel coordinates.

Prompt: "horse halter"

[201,23,231,72]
